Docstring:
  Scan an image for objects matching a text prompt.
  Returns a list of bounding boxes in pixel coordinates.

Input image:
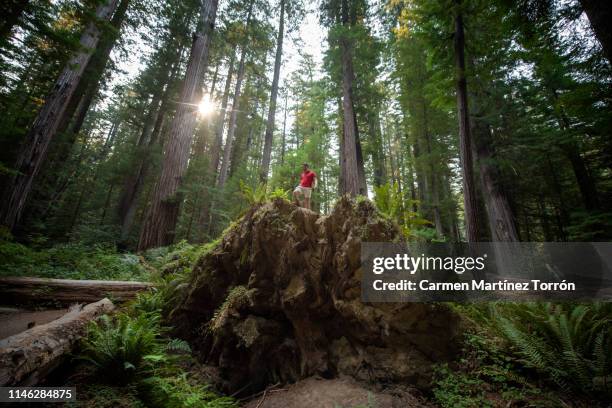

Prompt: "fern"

[239,180,267,205]
[80,313,165,385]
[373,182,433,239]
[140,373,238,408]
[490,302,612,397]
[165,338,192,354]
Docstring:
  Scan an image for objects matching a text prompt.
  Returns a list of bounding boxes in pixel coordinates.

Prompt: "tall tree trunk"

[0,0,119,231]
[197,50,238,234]
[217,45,249,187]
[117,76,170,242]
[260,0,285,182]
[100,183,115,225]
[245,73,265,167]
[339,0,364,196]
[63,0,130,136]
[472,119,519,241]
[118,74,175,242]
[280,91,288,165]
[47,0,130,176]
[209,48,237,177]
[453,0,481,242]
[137,0,219,250]
[579,0,612,64]
[337,98,345,193]
[418,94,444,237]
[355,110,367,194]
[369,111,386,187]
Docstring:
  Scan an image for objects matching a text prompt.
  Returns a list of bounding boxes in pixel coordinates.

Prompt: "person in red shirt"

[293,163,317,210]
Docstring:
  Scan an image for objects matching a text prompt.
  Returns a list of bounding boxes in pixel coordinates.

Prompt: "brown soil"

[242,376,433,408]
[0,307,68,340]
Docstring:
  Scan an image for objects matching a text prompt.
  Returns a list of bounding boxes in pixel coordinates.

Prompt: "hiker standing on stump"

[293,163,317,210]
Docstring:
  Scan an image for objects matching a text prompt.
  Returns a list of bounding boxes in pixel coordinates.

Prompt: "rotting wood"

[0,298,114,386]
[0,277,153,306]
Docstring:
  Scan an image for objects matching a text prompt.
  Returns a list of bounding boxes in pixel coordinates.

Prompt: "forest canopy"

[0,0,611,249]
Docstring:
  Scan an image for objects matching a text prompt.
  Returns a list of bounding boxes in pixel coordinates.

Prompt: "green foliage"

[490,302,612,397]
[432,328,563,407]
[239,180,269,205]
[79,307,237,407]
[66,384,145,408]
[209,286,248,333]
[140,373,237,408]
[0,234,149,281]
[165,338,192,355]
[80,313,165,385]
[373,182,433,239]
[130,289,167,316]
[238,181,290,207]
[132,239,215,316]
[433,363,491,408]
[143,240,202,272]
[268,186,290,201]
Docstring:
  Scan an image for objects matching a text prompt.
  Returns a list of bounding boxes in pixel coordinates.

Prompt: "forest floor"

[241,376,432,408]
[0,307,68,339]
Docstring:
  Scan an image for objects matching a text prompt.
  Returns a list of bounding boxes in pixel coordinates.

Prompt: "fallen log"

[0,298,115,386]
[0,277,153,306]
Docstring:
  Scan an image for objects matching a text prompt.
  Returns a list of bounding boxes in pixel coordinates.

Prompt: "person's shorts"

[294,185,312,199]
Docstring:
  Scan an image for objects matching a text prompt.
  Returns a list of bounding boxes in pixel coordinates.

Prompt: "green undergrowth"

[433,303,612,407]
[0,233,149,281]
[0,226,218,282]
[72,274,236,407]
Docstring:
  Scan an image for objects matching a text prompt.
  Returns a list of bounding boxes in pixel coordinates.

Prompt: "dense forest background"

[1,1,612,406]
[0,0,611,250]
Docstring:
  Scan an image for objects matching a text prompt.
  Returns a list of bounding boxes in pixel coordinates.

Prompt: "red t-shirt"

[300,170,316,188]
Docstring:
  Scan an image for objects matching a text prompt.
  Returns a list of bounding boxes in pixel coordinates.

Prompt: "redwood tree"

[0,0,120,231]
[138,0,219,250]
[259,0,286,182]
[453,0,481,242]
[338,0,365,196]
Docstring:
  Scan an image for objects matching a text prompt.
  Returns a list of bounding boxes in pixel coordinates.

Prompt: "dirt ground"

[241,376,432,408]
[0,307,68,340]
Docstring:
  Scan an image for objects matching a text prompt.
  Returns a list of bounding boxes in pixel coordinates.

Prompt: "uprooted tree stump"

[0,298,114,386]
[171,197,462,394]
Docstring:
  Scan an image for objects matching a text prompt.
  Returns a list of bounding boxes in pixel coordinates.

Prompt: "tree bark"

[57,0,131,142]
[369,111,386,187]
[217,44,249,188]
[0,0,120,231]
[579,0,612,64]
[280,91,288,165]
[339,0,364,196]
[117,54,182,243]
[197,50,238,234]
[0,277,152,306]
[209,48,237,177]
[472,119,519,241]
[138,0,219,250]
[260,0,286,182]
[453,0,481,242]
